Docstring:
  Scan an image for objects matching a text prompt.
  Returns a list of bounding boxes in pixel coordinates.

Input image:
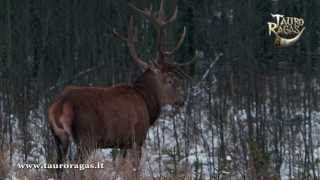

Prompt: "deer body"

[49,0,194,178]
[49,70,162,154]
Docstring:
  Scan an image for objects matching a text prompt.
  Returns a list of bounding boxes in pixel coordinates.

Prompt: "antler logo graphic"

[268,14,305,47]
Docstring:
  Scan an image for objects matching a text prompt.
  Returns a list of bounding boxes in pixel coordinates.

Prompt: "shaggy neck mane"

[133,69,161,125]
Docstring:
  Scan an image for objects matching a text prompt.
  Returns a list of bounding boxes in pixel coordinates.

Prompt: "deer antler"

[129,0,186,65]
[114,0,194,69]
[113,17,148,70]
[170,51,199,66]
[162,27,186,56]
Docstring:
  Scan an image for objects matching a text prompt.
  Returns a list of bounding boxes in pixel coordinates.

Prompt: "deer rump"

[49,86,151,152]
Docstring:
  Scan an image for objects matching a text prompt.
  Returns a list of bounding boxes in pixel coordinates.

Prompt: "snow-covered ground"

[2,99,320,180]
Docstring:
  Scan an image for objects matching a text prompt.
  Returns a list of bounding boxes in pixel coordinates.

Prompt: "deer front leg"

[130,145,142,179]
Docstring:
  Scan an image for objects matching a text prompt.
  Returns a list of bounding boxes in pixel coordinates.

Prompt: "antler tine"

[129,1,182,65]
[163,26,186,56]
[149,4,153,14]
[113,17,148,70]
[165,6,178,26]
[169,51,199,66]
[129,1,178,29]
[158,0,178,27]
[128,3,157,28]
[127,17,149,69]
[159,0,165,19]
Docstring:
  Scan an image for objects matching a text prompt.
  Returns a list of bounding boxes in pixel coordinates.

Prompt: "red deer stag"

[48,0,194,177]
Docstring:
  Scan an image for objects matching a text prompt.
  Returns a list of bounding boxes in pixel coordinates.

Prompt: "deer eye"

[168,79,174,84]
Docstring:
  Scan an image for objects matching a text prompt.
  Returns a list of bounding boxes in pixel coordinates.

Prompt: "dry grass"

[3,161,193,180]
[60,152,192,180]
[0,146,193,180]
[44,150,152,180]
[75,152,151,180]
[0,150,9,180]
[15,169,52,180]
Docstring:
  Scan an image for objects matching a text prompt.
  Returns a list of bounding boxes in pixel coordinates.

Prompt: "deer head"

[113,0,195,107]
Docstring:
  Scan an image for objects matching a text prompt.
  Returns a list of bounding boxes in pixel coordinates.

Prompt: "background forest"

[0,0,320,179]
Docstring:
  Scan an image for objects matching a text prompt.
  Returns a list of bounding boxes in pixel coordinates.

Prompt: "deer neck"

[133,69,162,125]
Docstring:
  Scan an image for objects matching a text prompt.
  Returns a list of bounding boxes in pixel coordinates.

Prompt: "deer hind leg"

[51,128,70,179]
[49,102,74,178]
[57,102,74,155]
[53,129,70,160]
[133,147,142,177]
[126,146,142,179]
[60,102,74,140]
[54,102,74,158]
